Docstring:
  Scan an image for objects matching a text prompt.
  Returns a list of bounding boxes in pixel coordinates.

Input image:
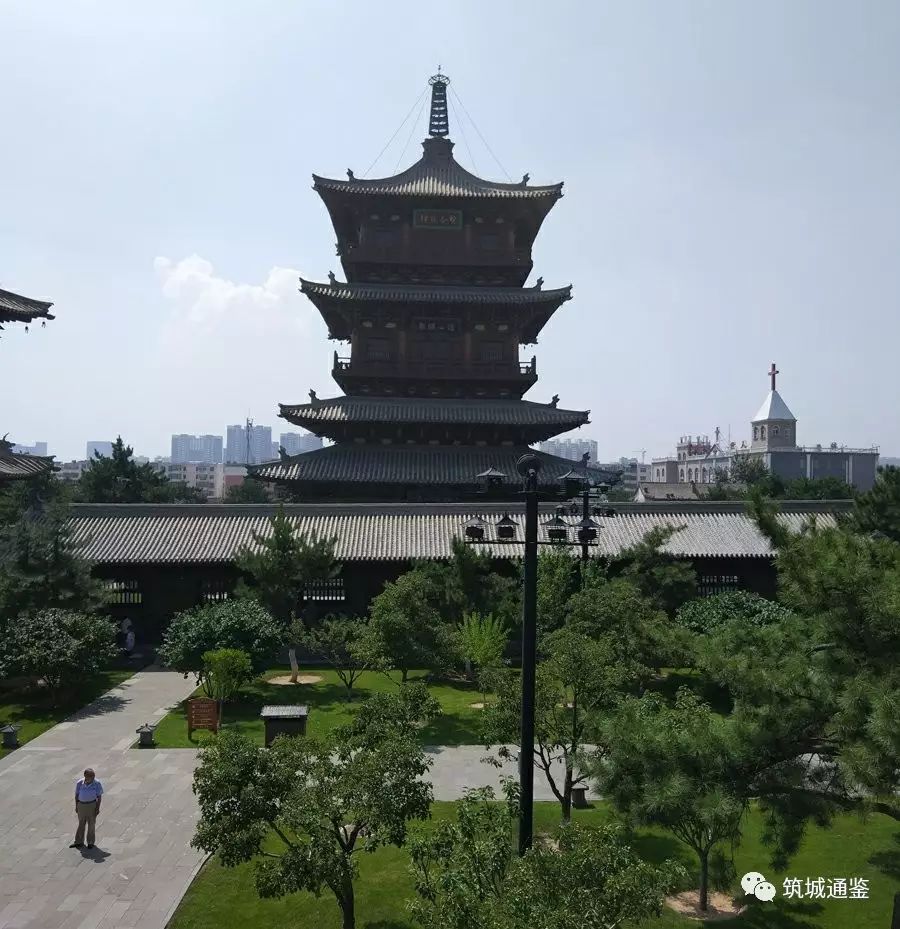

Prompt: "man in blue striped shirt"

[70,768,103,849]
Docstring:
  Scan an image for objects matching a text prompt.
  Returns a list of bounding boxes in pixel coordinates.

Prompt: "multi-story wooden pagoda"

[254,74,597,501]
[0,286,56,483]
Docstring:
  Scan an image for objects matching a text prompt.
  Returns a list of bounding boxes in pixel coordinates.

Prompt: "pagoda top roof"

[300,278,572,306]
[0,287,54,326]
[280,395,589,431]
[314,137,563,202]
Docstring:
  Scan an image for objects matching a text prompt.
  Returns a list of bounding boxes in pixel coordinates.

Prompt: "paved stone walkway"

[0,669,202,929]
[0,671,599,929]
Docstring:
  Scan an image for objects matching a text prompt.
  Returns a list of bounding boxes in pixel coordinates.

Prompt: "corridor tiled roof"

[0,451,55,481]
[300,279,572,305]
[279,396,589,429]
[0,287,54,326]
[251,444,598,487]
[66,501,847,565]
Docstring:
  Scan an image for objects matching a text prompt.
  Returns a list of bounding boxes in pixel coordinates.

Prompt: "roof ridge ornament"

[427,72,451,138]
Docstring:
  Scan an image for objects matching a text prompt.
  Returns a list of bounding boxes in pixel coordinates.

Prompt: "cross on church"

[769,362,779,391]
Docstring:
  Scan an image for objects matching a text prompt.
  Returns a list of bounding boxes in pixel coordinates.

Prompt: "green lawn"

[151,668,487,748]
[0,667,136,757]
[168,801,900,929]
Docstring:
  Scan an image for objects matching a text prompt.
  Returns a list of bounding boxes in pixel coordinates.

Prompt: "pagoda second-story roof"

[0,449,55,482]
[301,278,571,306]
[301,279,571,342]
[0,287,55,327]
[313,138,563,201]
[280,395,589,434]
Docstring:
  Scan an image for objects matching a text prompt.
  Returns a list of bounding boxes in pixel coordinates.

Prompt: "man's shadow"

[79,846,111,862]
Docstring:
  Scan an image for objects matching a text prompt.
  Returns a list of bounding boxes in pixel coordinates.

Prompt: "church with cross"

[645,362,880,494]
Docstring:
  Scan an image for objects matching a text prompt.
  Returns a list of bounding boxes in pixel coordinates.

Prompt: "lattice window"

[304,579,346,602]
[104,579,142,605]
[698,575,740,597]
[202,578,231,602]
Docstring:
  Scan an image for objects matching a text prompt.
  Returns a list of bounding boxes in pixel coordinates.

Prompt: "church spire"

[427,71,450,138]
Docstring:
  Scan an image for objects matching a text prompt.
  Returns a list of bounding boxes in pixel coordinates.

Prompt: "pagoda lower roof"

[251,443,604,489]
[0,450,55,481]
[280,395,589,433]
[301,279,571,306]
[0,288,54,326]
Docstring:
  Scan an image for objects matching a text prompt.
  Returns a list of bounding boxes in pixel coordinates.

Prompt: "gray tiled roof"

[300,279,572,305]
[314,142,563,201]
[0,287,54,326]
[279,397,589,430]
[66,501,847,565]
[0,451,55,481]
[251,444,597,487]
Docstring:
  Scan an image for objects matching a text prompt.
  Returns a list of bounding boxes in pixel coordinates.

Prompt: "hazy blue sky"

[3,1,899,461]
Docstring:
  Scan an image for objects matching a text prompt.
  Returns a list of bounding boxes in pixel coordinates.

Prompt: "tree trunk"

[401,667,409,683]
[464,658,474,682]
[561,765,573,822]
[698,848,710,912]
[339,876,355,929]
[288,647,299,684]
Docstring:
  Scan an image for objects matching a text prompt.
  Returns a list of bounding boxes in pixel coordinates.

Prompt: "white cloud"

[151,255,332,432]
[154,254,307,345]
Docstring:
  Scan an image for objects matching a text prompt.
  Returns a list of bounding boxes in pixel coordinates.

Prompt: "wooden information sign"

[187,697,220,738]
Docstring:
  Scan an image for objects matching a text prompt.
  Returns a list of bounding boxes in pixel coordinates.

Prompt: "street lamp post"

[467,455,614,855]
[518,454,540,856]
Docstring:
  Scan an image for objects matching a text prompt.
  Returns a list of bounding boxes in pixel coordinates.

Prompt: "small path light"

[136,722,157,748]
[1,724,21,750]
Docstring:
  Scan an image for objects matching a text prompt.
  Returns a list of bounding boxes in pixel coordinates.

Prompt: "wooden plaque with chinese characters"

[187,697,220,738]
[413,208,463,229]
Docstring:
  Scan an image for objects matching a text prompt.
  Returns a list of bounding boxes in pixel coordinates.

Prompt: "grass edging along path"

[0,667,136,758]
[150,668,487,748]
[167,801,900,929]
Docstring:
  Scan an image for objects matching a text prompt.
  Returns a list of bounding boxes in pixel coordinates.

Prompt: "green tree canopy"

[0,608,119,700]
[675,589,795,635]
[355,568,455,683]
[235,506,337,682]
[224,480,271,503]
[612,526,697,614]
[191,689,435,929]
[200,648,253,710]
[847,464,900,542]
[302,614,369,698]
[158,599,283,678]
[409,786,683,929]
[596,689,749,912]
[483,626,635,821]
[76,436,204,503]
[0,485,102,621]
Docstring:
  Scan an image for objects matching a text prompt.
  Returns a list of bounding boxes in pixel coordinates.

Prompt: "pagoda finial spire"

[427,71,450,138]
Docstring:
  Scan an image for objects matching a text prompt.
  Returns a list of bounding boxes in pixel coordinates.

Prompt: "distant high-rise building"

[11,441,48,457]
[538,437,599,465]
[86,441,113,459]
[279,432,324,456]
[225,424,274,465]
[171,434,223,464]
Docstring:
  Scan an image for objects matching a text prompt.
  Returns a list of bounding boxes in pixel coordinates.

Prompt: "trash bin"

[260,705,309,747]
[1,724,21,750]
